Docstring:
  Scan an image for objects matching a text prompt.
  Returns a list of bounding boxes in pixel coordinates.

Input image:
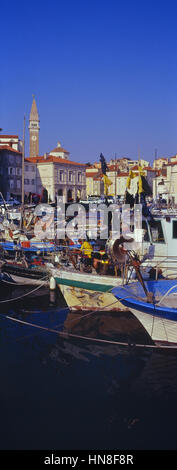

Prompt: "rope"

[0,276,49,303]
[1,274,49,287]
[4,314,177,349]
[53,297,126,332]
[1,275,176,349]
[156,284,177,306]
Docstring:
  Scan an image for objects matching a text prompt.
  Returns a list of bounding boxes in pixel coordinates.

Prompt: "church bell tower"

[29,96,40,157]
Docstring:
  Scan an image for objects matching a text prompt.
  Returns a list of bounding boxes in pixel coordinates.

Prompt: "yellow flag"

[103,174,112,195]
[126,170,136,189]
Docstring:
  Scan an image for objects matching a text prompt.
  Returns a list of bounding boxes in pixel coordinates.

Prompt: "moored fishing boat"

[51,236,135,312]
[52,267,128,312]
[0,251,54,287]
[112,279,177,345]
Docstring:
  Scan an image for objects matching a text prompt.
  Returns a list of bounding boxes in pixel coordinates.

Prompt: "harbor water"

[0,282,177,451]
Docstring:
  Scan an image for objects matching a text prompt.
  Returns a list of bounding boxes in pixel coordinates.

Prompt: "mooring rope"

[0,275,49,303]
[156,284,177,306]
[1,273,177,349]
[4,314,177,349]
[1,275,48,287]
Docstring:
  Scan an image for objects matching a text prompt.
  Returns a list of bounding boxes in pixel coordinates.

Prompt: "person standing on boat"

[80,238,93,267]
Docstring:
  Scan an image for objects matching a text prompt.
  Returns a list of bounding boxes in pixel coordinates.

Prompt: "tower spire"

[29,95,39,122]
[29,96,40,157]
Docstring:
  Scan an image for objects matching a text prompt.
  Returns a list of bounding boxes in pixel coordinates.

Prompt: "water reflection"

[0,285,177,450]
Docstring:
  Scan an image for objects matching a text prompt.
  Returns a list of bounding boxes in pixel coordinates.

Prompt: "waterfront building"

[86,161,155,199]
[49,141,70,159]
[0,135,23,152]
[0,146,22,200]
[153,157,168,169]
[86,166,100,196]
[24,160,37,200]
[152,156,177,204]
[165,161,177,204]
[25,143,86,203]
[169,154,177,163]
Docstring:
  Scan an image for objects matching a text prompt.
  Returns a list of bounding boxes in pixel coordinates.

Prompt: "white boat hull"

[2,272,48,287]
[53,269,128,312]
[130,308,177,345]
[58,283,126,312]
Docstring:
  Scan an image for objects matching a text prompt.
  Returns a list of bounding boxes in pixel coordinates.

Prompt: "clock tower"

[29,96,40,158]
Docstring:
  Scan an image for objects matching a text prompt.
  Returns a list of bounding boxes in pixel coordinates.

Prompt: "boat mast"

[114,153,117,199]
[21,115,25,228]
[22,115,25,206]
[154,148,157,200]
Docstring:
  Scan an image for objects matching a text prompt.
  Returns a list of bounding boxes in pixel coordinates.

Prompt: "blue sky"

[1,0,177,164]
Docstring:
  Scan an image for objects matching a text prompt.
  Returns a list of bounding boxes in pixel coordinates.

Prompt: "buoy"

[50,276,56,290]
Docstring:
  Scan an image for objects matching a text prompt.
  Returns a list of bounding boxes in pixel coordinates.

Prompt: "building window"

[8,167,14,175]
[78,172,82,183]
[25,165,28,171]
[173,221,177,239]
[9,156,14,164]
[31,179,35,185]
[31,166,35,172]
[149,220,165,243]
[59,170,64,182]
[16,168,21,176]
[69,171,73,182]
[24,179,29,185]
[17,180,21,189]
[9,179,14,189]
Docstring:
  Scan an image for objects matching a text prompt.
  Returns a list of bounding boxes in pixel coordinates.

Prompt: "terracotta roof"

[0,145,22,154]
[143,166,155,171]
[25,156,86,166]
[93,176,102,181]
[156,157,168,160]
[86,164,97,168]
[50,147,69,154]
[117,172,129,177]
[107,165,118,171]
[130,165,139,170]
[128,165,154,172]
[166,161,177,166]
[0,135,18,138]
